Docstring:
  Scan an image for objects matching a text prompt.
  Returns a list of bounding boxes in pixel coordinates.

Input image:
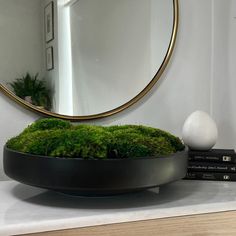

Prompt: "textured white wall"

[0,0,213,180]
[212,0,236,149]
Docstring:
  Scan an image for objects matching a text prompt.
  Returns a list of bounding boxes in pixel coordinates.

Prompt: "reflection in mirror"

[0,0,175,117]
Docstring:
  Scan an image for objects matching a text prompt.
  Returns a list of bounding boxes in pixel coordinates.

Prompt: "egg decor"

[182,111,218,151]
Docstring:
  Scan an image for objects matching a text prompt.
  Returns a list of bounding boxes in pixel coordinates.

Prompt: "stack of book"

[184,149,236,181]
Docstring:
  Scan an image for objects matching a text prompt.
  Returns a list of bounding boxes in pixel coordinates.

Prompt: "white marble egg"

[182,111,218,150]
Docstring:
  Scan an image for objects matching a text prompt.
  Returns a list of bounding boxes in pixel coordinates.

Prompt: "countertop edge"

[1,202,236,236]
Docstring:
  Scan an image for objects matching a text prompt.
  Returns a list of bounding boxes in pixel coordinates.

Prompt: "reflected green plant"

[9,73,51,110]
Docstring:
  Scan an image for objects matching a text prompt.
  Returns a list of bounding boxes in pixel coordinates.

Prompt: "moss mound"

[22,118,72,134]
[6,118,185,159]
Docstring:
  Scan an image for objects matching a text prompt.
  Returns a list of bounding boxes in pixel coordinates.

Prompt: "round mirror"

[0,0,178,120]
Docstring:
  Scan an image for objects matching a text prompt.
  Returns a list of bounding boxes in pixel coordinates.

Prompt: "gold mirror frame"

[0,0,179,121]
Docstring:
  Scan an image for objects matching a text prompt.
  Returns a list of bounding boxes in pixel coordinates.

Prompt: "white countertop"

[1,180,236,236]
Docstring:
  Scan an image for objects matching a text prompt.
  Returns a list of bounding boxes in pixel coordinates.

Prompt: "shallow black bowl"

[3,146,188,196]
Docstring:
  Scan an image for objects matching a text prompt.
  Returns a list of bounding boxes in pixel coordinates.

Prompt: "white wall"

[0,0,215,180]
[212,0,236,148]
[0,0,43,85]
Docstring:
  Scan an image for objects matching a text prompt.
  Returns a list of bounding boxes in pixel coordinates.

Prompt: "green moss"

[106,125,184,154]
[108,129,176,158]
[6,119,185,159]
[22,118,72,134]
[48,125,112,159]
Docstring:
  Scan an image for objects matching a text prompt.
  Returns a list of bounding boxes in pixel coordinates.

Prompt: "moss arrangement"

[6,119,185,159]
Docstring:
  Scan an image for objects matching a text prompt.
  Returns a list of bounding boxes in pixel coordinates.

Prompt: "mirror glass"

[0,0,175,117]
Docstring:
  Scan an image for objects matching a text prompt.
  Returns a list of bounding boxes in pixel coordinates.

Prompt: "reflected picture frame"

[44,1,54,43]
[46,46,54,71]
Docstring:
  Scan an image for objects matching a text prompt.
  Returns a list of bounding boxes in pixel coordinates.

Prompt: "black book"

[188,149,236,163]
[184,171,236,181]
[188,161,236,173]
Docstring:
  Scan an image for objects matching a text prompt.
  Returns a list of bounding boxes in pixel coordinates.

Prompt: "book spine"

[184,172,236,181]
[188,162,236,173]
[188,155,236,163]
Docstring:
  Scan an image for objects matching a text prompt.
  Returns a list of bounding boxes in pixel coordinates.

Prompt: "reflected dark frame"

[46,46,54,71]
[44,1,54,43]
[0,0,179,121]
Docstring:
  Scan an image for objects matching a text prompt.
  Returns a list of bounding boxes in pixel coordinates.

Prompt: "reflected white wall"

[57,1,74,115]
[69,0,173,116]
[42,0,60,113]
[150,0,173,76]
[0,0,43,85]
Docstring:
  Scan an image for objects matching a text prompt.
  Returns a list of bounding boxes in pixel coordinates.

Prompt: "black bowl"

[3,146,188,196]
